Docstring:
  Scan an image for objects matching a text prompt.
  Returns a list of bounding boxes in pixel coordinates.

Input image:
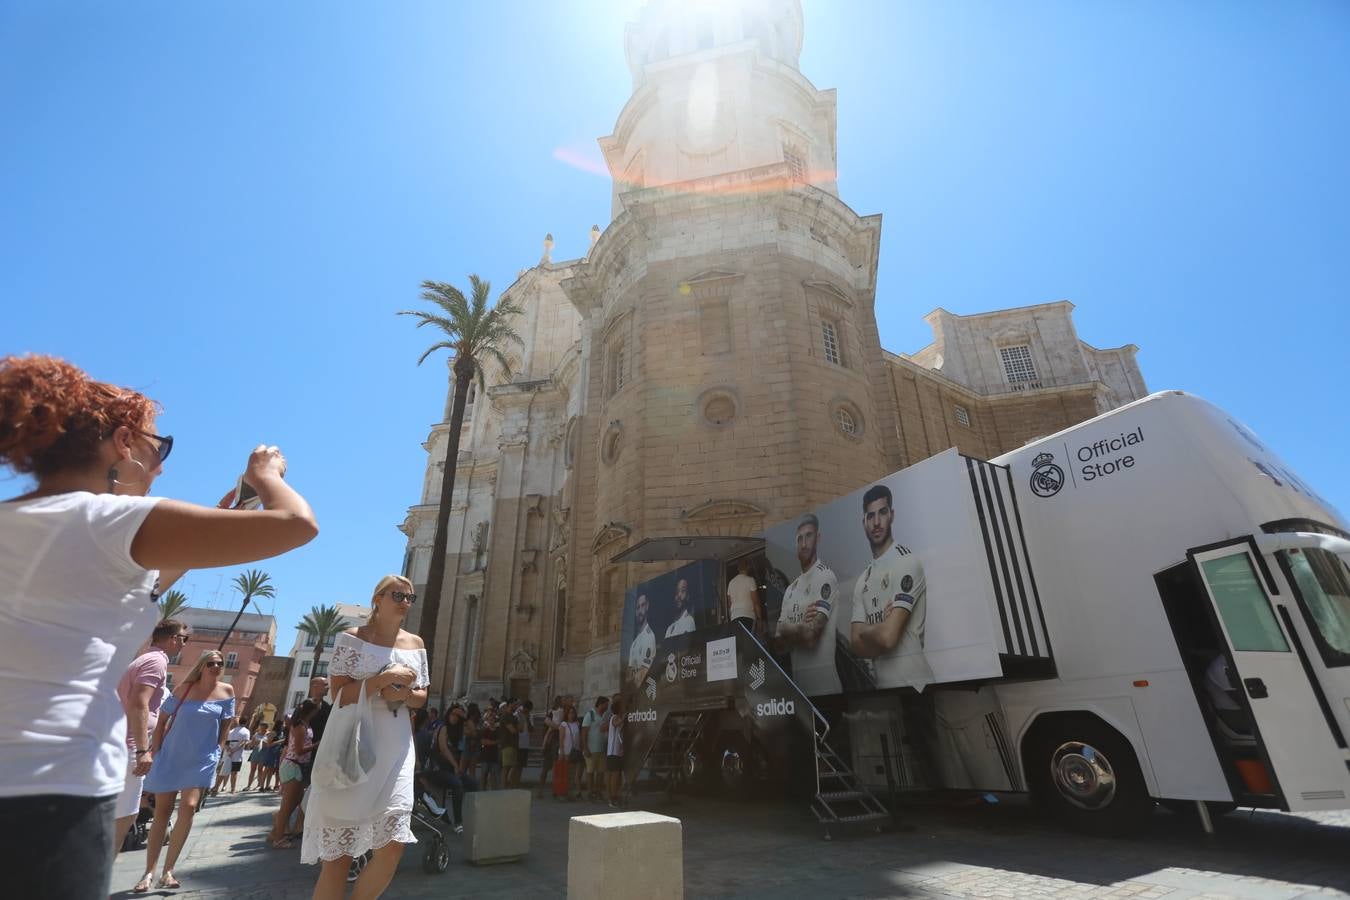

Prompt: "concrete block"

[463,789,530,865]
[568,811,683,900]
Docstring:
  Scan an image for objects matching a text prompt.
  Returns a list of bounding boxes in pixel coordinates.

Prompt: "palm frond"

[416,340,459,366]
[159,589,190,621]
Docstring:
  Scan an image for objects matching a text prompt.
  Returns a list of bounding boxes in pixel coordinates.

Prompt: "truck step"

[816,790,867,802]
[816,810,890,825]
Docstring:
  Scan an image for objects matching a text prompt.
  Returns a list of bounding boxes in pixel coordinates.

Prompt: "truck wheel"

[1026,715,1154,835]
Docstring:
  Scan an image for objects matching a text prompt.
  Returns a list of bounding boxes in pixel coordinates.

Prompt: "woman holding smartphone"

[0,354,319,900]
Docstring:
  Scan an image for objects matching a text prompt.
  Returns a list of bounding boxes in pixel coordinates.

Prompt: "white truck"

[619,391,1350,834]
[846,390,1350,832]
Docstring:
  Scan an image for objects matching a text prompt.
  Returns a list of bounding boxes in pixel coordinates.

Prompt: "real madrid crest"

[1029,451,1065,498]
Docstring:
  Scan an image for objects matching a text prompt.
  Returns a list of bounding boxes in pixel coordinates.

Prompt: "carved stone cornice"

[681,498,767,523]
[591,521,633,554]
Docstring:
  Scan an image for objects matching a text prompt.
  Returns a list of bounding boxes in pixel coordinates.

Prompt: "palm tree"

[399,275,523,669]
[158,588,190,621]
[297,604,352,672]
[217,569,275,652]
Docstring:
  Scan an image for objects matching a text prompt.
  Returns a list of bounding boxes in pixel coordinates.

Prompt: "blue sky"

[3,1,1348,656]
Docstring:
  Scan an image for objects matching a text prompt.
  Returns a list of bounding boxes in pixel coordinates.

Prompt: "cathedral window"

[698,296,732,355]
[836,407,857,436]
[999,345,1038,386]
[608,343,627,396]
[831,399,864,440]
[783,143,806,182]
[821,319,842,366]
[955,405,971,427]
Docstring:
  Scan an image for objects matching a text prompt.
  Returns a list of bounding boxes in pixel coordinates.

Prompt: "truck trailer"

[614,391,1350,835]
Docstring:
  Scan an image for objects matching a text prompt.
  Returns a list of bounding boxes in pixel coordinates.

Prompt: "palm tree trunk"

[418,358,475,676]
[218,592,252,652]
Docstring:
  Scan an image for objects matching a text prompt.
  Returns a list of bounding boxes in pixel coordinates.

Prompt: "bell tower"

[601,0,837,218]
[562,0,899,695]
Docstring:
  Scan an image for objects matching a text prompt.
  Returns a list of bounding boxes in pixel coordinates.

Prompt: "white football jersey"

[780,560,842,696]
[628,623,656,672]
[851,544,933,690]
[665,609,696,639]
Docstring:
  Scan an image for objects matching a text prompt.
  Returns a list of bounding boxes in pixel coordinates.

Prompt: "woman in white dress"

[305,574,428,900]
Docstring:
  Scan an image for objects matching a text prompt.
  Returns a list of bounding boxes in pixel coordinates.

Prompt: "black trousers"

[0,793,117,900]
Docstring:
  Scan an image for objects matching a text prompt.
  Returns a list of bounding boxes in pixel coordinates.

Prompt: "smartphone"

[231,476,263,511]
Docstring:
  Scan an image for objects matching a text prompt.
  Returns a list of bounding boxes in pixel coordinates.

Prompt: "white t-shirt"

[781,560,842,696]
[664,608,696,639]
[560,721,580,755]
[727,573,758,621]
[517,709,530,749]
[607,713,624,757]
[850,544,933,690]
[628,623,655,671]
[0,492,162,798]
[227,725,251,762]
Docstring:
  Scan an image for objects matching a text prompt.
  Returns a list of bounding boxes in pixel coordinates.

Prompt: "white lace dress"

[300,632,430,864]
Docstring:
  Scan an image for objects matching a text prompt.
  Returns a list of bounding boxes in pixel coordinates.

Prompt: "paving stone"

[108,782,1350,900]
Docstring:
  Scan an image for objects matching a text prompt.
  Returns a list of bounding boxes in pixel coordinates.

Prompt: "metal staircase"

[736,623,891,839]
[810,720,891,839]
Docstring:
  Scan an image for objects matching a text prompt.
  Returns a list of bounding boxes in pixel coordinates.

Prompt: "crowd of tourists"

[410,691,629,819]
[0,354,633,900]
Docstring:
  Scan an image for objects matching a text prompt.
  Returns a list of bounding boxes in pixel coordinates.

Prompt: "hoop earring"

[107,458,149,492]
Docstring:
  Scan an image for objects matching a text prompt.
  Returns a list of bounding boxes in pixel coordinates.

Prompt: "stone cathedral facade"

[400,0,1147,706]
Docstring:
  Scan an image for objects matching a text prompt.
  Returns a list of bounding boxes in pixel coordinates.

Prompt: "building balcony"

[968,373,1101,398]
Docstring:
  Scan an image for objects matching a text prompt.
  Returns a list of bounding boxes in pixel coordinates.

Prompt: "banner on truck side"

[620,559,722,694]
[761,448,1020,696]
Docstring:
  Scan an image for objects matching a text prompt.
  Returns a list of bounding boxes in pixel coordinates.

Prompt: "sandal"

[271,838,293,850]
[131,873,154,893]
[158,873,181,889]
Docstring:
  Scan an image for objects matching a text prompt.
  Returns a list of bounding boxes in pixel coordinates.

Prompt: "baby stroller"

[343,801,448,881]
[347,750,452,880]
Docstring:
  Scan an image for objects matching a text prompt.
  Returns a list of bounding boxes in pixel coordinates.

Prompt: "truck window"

[1282,548,1350,667]
[1200,555,1290,652]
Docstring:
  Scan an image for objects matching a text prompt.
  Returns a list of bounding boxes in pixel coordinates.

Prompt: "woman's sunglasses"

[390,591,417,605]
[137,429,174,463]
[205,661,224,669]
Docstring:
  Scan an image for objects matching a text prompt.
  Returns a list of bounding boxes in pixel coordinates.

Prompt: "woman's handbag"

[311,678,377,790]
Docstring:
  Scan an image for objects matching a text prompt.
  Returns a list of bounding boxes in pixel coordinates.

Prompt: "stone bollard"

[463,789,531,865]
[567,811,683,900]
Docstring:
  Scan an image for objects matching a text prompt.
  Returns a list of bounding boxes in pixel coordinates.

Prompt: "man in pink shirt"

[113,619,189,853]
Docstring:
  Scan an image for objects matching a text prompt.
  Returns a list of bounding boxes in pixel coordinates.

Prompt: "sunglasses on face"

[137,430,174,463]
[389,591,417,605]
[206,661,224,669]
[176,633,190,643]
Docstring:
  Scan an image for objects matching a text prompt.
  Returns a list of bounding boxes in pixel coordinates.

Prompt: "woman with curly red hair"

[0,354,319,900]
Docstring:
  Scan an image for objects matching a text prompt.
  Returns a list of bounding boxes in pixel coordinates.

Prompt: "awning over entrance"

[609,535,765,565]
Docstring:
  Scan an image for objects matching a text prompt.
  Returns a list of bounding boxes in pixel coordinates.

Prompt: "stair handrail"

[732,620,833,798]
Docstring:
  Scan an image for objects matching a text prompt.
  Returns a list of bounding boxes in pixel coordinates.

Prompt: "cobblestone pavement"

[109,778,1350,899]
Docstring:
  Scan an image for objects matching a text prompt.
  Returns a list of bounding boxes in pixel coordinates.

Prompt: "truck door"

[1190,539,1350,810]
